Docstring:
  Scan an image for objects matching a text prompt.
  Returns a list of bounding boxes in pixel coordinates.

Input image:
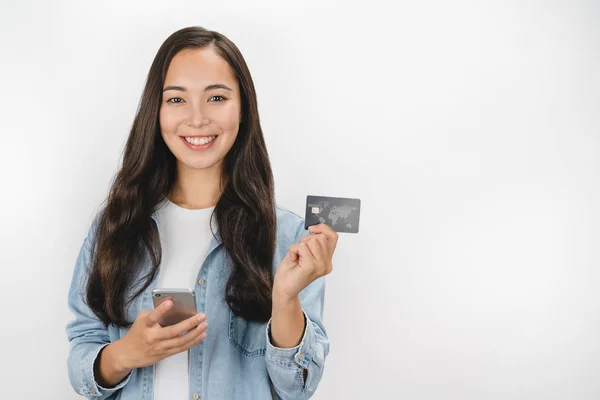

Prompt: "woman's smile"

[181,135,218,150]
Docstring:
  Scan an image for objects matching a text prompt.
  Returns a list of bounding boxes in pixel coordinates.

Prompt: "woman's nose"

[187,104,209,127]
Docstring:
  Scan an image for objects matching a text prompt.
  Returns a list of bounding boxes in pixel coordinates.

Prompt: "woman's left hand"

[273,223,339,301]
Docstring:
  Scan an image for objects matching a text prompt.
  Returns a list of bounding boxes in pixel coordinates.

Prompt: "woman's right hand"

[115,299,208,370]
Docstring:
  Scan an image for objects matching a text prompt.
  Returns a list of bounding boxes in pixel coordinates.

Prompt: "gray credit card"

[304,195,361,233]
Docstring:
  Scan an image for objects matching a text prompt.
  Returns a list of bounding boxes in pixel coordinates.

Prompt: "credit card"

[304,195,361,233]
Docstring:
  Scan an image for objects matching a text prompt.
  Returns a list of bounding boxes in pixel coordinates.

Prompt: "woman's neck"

[169,164,224,210]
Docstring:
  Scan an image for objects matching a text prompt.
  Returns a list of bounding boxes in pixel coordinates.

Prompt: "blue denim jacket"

[66,205,330,399]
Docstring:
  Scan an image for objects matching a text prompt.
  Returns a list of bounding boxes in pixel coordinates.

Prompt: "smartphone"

[152,288,198,327]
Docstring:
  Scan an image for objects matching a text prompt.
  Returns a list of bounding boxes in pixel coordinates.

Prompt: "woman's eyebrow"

[162,83,233,92]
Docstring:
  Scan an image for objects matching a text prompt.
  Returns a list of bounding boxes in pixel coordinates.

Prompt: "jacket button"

[192,393,200,399]
[298,353,304,360]
[198,279,205,286]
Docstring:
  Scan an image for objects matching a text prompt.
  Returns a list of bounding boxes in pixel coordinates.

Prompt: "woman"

[66,26,335,400]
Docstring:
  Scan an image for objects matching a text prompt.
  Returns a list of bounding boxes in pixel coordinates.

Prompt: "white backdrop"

[1,0,599,399]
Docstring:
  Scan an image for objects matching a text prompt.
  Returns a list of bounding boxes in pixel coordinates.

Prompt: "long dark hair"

[85,26,276,328]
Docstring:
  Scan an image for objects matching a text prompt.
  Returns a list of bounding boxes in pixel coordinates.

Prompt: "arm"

[270,292,305,349]
[65,215,133,399]
[94,341,132,389]
[265,222,331,399]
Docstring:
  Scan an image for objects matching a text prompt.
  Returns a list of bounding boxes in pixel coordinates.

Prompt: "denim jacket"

[65,205,330,399]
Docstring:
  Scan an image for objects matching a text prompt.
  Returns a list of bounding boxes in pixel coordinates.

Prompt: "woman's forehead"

[165,47,237,88]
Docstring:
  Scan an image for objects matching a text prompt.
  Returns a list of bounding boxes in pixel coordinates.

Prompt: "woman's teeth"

[184,135,216,145]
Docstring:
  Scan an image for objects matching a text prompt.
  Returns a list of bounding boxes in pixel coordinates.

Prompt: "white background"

[1,0,599,399]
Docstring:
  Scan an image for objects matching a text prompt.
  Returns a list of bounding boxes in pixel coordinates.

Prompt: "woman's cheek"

[222,105,242,129]
[164,118,182,137]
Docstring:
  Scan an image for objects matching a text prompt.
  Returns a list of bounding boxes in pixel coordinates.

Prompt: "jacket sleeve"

[65,213,132,399]
[265,221,331,399]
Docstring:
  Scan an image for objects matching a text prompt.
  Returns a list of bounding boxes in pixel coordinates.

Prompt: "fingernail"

[165,301,173,309]
[197,314,205,321]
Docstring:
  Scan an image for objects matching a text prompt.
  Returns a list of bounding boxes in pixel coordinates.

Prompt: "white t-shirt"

[153,198,217,400]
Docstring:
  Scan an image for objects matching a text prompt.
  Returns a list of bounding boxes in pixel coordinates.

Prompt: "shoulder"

[275,204,303,224]
[82,205,106,250]
[275,204,309,245]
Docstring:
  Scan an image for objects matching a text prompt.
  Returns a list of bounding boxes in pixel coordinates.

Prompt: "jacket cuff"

[79,343,132,397]
[265,309,318,369]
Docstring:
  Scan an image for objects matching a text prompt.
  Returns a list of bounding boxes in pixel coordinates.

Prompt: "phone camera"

[155,294,161,297]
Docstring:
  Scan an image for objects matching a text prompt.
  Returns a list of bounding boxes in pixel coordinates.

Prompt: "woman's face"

[159,47,242,173]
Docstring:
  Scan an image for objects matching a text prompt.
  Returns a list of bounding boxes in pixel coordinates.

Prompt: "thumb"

[146,299,173,326]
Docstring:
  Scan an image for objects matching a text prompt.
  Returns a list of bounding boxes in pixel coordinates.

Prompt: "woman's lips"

[181,135,217,150]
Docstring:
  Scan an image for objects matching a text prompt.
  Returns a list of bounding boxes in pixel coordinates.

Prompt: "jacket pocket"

[228,309,267,358]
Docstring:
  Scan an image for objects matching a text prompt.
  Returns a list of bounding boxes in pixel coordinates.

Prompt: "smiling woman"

[64,26,332,400]
[159,48,242,172]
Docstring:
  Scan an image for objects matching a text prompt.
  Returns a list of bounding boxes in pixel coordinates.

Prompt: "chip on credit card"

[304,195,361,233]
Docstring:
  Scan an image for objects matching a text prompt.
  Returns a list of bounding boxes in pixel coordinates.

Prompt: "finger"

[289,242,308,263]
[299,235,311,243]
[304,228,337,256]
[289,241,310,263]
[299,234,318,249]
[288,243,314,262]
[156,312,206,340]
[307,223,328,234]
[308,223,338,241]
[311,224,339,251]
[291,242,316,264]
[289,244,299,263]
[145,300,173,326]
[165,324,208,353]
[314,232,336,256]
[164,320,208,350]
[302,235,324,262]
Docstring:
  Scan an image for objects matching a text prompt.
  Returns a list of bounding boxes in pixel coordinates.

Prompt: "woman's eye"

[166,96,225,104]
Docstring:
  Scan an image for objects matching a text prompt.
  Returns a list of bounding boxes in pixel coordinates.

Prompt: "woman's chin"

[177,157,221,171]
